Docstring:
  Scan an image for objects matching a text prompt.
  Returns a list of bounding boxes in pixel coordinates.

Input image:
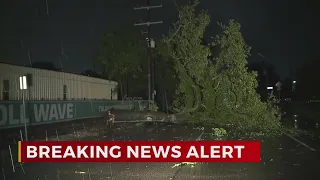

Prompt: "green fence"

[0,100,148,129]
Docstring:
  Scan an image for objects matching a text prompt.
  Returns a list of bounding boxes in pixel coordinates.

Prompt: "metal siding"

[84,77,88,98]
[55,74,59,100]
[47,72,51,99]
[0,76,2,100]
[49,75,52,100]
[0,65,3,100]
[57,72,62,100]
[44,75,48,99]
[76,76,80,99]
[0,63,118,101]
[35,71,40,100]
[39,74,44,99]
[73,75,76,99]
[12,76,18,100]
[81,77,84,99]
[78,76,82,99]
[88,82,92,99]
[69,74,73,99]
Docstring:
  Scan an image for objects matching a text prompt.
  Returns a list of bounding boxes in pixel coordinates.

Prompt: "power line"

[134,21,163,26]
[134,0,163,109]
[134,5,163,10]
[45,0,49,16]
[27,52,33,67]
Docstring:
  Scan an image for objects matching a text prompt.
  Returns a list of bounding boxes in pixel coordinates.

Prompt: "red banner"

[18,141,260,162]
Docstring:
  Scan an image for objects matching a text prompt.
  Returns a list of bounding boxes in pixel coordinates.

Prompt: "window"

[26,73,33,86]
[110,89,113,100]
[3,80,9,100]
[63,85,67,100]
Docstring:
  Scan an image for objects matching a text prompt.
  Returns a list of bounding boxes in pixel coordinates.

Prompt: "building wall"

[0,63,118,100]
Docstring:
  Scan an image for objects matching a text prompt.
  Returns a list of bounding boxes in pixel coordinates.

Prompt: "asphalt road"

[1,118,320,180]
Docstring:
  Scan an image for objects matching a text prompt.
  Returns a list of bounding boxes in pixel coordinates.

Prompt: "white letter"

[57,104,66,119]
[141,146,151,158]
[20,104,29,124]
[9,105,19,125]
[52,146,62,158]
[63,146,76,158]
[200,146,209,158]
[171,146,181,158]
[210,146,220,158]
[39,146,50,158]
[27,146,37,158]
[78,146,88,158]
[153,146,170,158]
[234,146,245,158]
[127,146,139,158]
[49,104,59,120]
[96,146,107,158]
[186,146,199,158]
[66,103,74,119]
[90,146,95,158]
[0,105,7,126]
[110,146,121,158]
[34,104,49,122]
[222,146,233,158]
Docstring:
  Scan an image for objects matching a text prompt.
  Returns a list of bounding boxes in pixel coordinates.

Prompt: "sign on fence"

[0,100,148,129]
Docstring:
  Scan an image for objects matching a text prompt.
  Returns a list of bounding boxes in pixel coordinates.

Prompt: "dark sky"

[1,0,319,79]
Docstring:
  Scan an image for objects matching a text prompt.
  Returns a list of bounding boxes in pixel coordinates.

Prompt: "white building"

[0,63,118,100]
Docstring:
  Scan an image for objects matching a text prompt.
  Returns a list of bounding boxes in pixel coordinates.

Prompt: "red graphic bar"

[19,141,261,162]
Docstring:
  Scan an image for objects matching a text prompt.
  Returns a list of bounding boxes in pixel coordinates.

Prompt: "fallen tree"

[161,0,281,134]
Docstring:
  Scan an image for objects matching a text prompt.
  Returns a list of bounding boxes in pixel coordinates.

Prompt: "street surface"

[0,117,319,180]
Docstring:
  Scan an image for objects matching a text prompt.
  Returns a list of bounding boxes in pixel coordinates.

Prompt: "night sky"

[1,0,319,79]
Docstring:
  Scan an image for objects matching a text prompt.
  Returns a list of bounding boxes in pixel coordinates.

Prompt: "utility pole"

[134,0,163,110]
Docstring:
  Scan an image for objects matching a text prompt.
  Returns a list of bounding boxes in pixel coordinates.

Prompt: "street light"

[146,38,157,111]
[19,75,28,141]
[292,80,296,91]
[149,38,156,104]
[147,38,155,48]
[150,39,155,48]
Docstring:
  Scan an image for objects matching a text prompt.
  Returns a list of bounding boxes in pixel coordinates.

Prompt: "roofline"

[0,62,117,84]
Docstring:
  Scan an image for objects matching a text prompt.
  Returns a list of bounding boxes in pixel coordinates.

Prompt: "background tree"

[153,40,179,112]
[80,69,102,78]
[96,24,148,99]
[28,61,61,71]
[296,59,320,100]
[247,61,280,101]
[281,77,293,99]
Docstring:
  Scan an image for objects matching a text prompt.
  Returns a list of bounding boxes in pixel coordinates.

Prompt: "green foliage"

[134,100,148,112]
[212,128,227,137]
[149,101,159,112]
[172,162,197,168]
[96,25,147,98]
[97,26,146,78]
[209,20,282,135]
[190,119,202,125]
[161,1,282,135]
[163,0,212,114]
